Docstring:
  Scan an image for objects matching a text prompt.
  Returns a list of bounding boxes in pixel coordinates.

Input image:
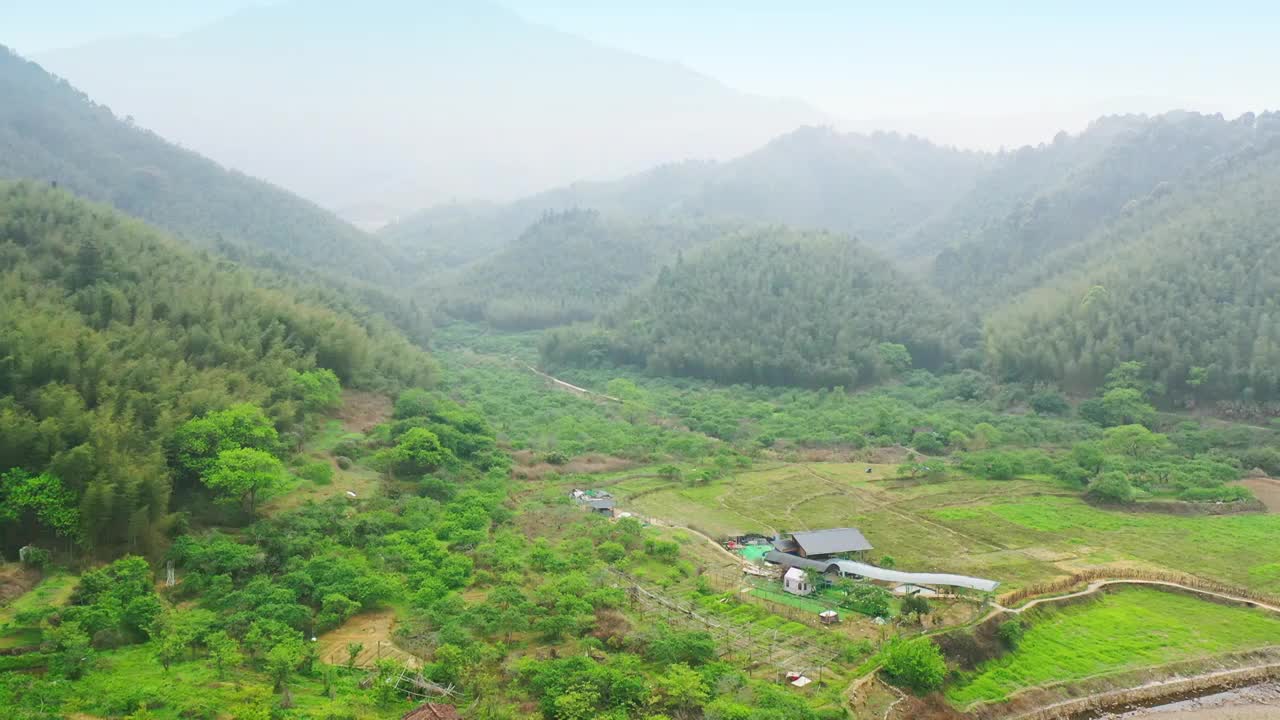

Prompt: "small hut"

[783,567,814,597]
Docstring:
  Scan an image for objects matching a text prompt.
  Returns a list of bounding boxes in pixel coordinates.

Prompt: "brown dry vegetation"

[336,390,393,433]
[511,451,635,481]
[316,609,420,669]
[1237,477,1280,513]
[0,565,41,605]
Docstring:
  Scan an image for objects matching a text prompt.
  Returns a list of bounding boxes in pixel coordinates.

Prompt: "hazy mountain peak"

[36,1,829,224]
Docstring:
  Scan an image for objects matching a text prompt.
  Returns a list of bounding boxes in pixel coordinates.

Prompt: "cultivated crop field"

[609,464,1280,594]
[947,587,1280,707]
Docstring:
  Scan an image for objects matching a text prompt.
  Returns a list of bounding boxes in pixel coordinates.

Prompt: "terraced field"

[608,464,1280,594]
[947,587,1280,707]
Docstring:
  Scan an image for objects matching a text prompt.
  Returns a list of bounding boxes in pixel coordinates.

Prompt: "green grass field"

[947,587,1280,707]
[749,586,838,616]
[14,644,417,718]
[0,571,78,625]
[610,464,1280,594]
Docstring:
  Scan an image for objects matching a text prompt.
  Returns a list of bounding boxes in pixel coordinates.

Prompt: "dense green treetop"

[0,183,434,554]
[439,210,739,330]
[542,229,971,388]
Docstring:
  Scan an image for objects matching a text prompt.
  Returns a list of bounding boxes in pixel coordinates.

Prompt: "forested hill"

[0,47,406,286]
[917,112,1280,306]
[381,127,986,269]
[0,182,434,556]
[541,230,971,388]
[984,137,1280,403]
[439,210,739,330]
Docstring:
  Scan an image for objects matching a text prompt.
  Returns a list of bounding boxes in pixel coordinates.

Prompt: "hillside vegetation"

[384,127,985,268]
[925,112,1280,306]
[0,183,433,556]
[440,210,738,330]
[515,111,1280,405]
[985,140,1280,401]
[542,230,970,388]
[0,47,406,286]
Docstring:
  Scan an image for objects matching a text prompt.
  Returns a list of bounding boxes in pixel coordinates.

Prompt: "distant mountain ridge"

[0,46,404,286]
[382,127,988,268]
[36,0,829,222]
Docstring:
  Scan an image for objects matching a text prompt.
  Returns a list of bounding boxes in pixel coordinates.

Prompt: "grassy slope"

[0,571,78,648]
[610,465,1280,594]
[947,587,1280,706]
[42,644,403,718]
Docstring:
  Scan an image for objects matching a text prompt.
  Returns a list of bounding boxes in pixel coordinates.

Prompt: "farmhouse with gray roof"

[787,528,873,558]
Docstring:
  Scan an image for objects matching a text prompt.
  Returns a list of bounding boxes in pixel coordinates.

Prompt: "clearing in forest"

[946,587,1280,707]
[316,609,421,669]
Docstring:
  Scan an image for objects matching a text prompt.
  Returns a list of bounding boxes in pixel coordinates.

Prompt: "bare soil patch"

[1237,478,1280,513]
[316,609,420,669]
[0,565,41,605]
[337,390,392,434]
[512,452,635,481]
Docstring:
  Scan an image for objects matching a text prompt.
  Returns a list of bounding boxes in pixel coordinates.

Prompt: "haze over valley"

[3,3,1280,719]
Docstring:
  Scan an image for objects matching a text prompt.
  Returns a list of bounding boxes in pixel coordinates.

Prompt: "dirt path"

[525,364,621,403]
[646,516,745,565]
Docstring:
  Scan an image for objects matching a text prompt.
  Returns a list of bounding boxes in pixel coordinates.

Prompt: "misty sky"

[5,0,1278,149]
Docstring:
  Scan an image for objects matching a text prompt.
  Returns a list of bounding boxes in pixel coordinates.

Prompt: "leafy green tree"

[292,369,343,411]
[552,684,602,720]
[266,637,306,693]
[345,642,364,669]
[901,592,930,622]
[880,638,946,693]
[877,343,913,374]
[156,632,186,672]
[171,404,279,481]
[997,618,1028,648]
[1029,390,1069,415]
[298,461,334,485]
[206,631,244,678]
[0,469,82,544]
[646,628,716,666]
[1080,388,1156,428]
[1088,472,1136,504]
[1070,442,1107,476]
[46,621,93,679]
[205,448,284,514]
[386,427,453,477]
[374,658,402,707]
[1103,425,1169,459]
[124,595,164,638]
[839,581,892,617]
[650,663,708,717]
[317,593,361,632]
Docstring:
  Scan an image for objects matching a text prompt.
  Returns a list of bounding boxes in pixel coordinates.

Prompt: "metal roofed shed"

[764,550,840,573]
[764,551,999,592]
[770,536,800,553]
[790,528,873,557]
[832,559,999,593]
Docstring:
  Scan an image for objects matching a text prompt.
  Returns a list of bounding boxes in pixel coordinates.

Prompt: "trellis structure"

[605,568,843,684]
